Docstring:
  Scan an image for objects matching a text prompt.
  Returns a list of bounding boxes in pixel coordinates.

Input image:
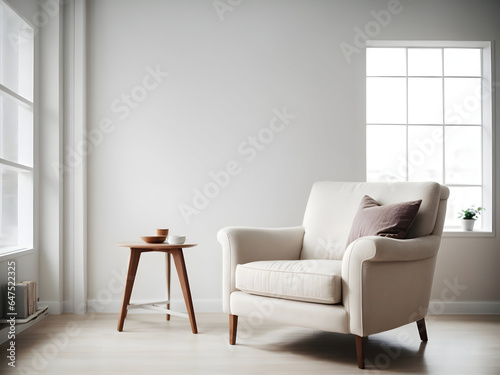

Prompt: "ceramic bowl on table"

[167,235,186,244]
[141,235,167,244]
[156,228,169,236]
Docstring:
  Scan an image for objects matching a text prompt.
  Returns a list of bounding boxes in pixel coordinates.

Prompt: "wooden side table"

[116,242,198,334]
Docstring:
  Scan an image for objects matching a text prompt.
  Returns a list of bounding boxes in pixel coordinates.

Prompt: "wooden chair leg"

[417,318,428,342]
[355,335,366,369]
[229,314,238,345]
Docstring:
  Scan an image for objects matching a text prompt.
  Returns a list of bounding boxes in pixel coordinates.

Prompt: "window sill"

[443,230,494,238]
[0,247,36,262]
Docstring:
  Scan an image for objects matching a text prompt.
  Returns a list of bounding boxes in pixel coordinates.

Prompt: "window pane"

[446,186,482,229]
[445,126,481,184]
[0,94,33,166]
[366,48,406,76]
[408,78,443,124]
[18,169,33,248]
[408,48,442,76]
[367,125,406,181]
[444,48,481,77]
[0,167,32,251]
[367,78,406,124]
[0,167,18,249]
[408,126,443,182]
[444,78,482,125]
[0,2,34,101]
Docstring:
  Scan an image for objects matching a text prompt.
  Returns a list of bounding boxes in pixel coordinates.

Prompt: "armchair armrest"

[344,235,441,264]
[218,226,304,313]
[342,235,441,336]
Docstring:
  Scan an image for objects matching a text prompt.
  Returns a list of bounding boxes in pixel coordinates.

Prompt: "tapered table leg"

[171,248,198,334]
[117,249,142,331]
[165,252,171,321]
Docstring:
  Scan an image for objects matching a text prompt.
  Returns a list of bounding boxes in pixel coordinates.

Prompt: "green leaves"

[458,206,484,220]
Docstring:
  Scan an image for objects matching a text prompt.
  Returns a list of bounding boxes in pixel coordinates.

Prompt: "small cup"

[157,228,169,236]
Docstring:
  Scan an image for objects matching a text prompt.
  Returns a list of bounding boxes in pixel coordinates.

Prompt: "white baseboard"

[428,301,500,314]
[43,299,500,315]
[38,301,64,315]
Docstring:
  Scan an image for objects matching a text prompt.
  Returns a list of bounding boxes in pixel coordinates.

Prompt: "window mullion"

[405,48,409,181]
[442,48,446,185]
[0,84,34,109]
[0,158,33,173]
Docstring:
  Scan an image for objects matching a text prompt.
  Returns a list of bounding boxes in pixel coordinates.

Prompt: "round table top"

[116,242,197,249]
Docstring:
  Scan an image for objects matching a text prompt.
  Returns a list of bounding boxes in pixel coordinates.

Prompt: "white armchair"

[218,181,449,369]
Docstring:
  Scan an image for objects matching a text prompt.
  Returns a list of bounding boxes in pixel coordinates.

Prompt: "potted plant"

[458,206,484,231]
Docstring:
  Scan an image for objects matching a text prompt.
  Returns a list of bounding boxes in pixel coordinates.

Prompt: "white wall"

[86,0,500,313]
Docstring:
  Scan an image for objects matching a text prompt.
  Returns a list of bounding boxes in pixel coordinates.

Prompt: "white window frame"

[0,0,35,257]
[366,40,494,236]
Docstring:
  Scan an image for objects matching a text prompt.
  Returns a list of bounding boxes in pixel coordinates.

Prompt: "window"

[0,1,34,254]
[366,41,493,232]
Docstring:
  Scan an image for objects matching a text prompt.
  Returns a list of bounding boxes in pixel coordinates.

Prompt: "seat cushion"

[235,260,342,304]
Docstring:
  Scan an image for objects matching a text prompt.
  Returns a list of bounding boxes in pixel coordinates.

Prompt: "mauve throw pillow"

[346,195,422,248]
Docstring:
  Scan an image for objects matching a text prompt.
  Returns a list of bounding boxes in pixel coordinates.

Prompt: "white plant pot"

[461,219,475,231]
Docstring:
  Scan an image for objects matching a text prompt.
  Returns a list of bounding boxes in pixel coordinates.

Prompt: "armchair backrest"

[300,181,450,260]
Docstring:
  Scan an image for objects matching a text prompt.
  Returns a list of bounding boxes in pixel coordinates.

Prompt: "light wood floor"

[1,313,499,374]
